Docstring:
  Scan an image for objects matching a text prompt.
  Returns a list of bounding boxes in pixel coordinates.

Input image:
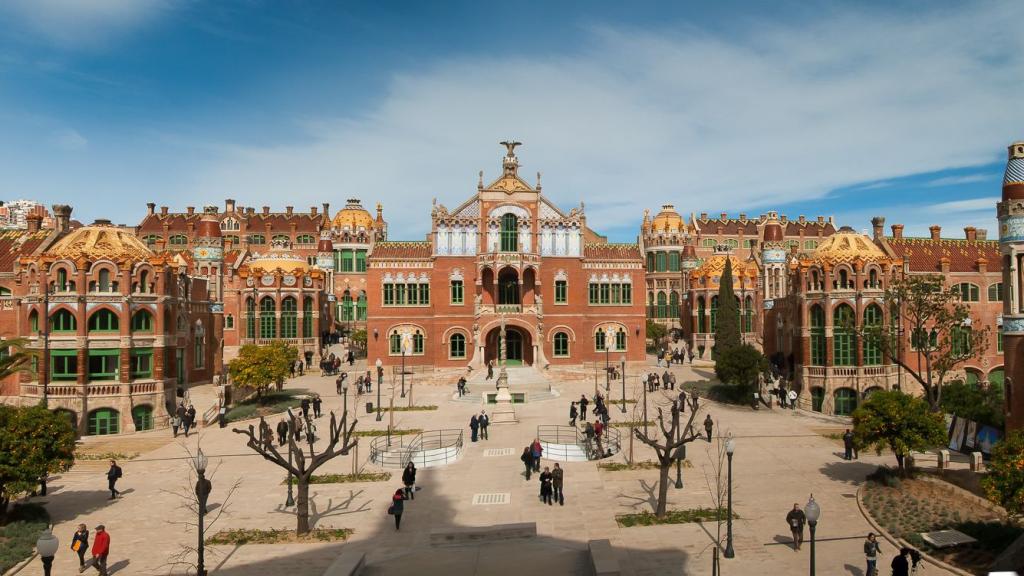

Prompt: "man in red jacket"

[83,524,110,575]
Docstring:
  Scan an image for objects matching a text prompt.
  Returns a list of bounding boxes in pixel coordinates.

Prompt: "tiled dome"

[332,198,374,230]
[651,204,684,233]
[47,222,152,261]
[812,227,886,265]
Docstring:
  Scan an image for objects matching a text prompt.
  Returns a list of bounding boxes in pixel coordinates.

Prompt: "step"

[430,522,536,546]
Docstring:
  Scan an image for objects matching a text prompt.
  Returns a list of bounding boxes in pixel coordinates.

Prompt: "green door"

[88,408,120,436]
[811,387,824,412]
[505,330,523,366]
[132,405,153,431]
[834,388,858,416]
[176,348,185,386]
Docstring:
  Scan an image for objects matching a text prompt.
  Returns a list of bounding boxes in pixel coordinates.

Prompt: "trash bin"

[366,402,374,414]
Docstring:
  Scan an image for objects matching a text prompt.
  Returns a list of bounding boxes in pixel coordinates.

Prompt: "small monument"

[490,316,518,423]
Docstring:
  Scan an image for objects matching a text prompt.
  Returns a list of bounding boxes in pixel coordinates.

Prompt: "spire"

[1003,141,1024,201]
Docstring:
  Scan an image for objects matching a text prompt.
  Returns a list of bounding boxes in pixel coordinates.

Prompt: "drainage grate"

[483,448,516,457]
[921,529,977,549]
[472,492,510,506]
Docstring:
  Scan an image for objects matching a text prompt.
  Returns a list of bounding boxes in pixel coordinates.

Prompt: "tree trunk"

[895,452,905,476]
[656,459,671,517]
[295,476,311,534]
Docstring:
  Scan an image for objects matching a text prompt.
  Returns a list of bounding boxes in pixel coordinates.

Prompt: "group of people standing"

[645,370,677,392]
[170,402,197,438]
[469,411,489,441]
[520,440,566,504]
[655,346,693,366]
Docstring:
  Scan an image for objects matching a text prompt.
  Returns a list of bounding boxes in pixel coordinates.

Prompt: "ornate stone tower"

[998,141,1024,431]
[193,207,225,302]
[761,212,788,302]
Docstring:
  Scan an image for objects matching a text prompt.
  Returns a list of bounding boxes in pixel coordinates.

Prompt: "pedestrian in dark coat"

[312,395,323,418]
[276,419,288,446]
[71,524,89,567]
[479,411,489,440]
[704,414,714,442]
[469,415,479,442]
[106,460,122,499]
[390,489,406,530]
[402,462,417,500]
[579,395,589,419]
[301,397,311,418]
[891,548,910,576]
[539,467,554,505]
[521,446,533,480]
[486,360,494,380]
[218,404,227,428]
[569,402,578,427]
[551,463,564,505]
[663,370,672,390]
[843,429,854,460]
[183,405,196,437]
[786,503,806,550]
[348,350,355,366]
[863,533,881,576]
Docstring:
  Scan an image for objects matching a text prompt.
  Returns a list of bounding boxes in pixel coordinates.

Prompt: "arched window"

[259,297,276,339]
[669,292,680,318]
[225,315,234,329]
[834,388,858,416]
[647,292,655,318]
[341,291,354,321]
[951,326,973,357]
[98,269,112,292]
[655,252,667,272]
[450,333,466,359]
[51,309,76,332]
[88,309,119,333]
[280,297,297,339]
[656,292,667,319]
[702,238,717,248]
[413,330,424,354]
[141,234,160,246]
[132,405,154,431]
[56,268,70,291]
[863,304,882,365]
[955,283,980,302]
[295,234,316,245]
[710,296,719,332]
[553,332,570,357]
[303,297,314,338]
[500,213,518,252]
[615,328,626,350]
[29,309,39,333]
[220,218,240,231]
[809,305,825,366]
[356,292,367,321]
[245,298,256,339]
[595,329,606,351]
[131,310,153,332]
[194,321,206,369]
[0,286,10,296]
[804,240,819,250]
[389,332,402,354]
[248,234,266,245]
[697,297,707,333]
[88,408,120,436]
[646,252,655,271]
[137,270,150,293]
[724,239,738,249]
[272,234,290,245]
[837,269,850,289]
[168,234,188,246]
[989,282,1004,302]
[867,269,879,289]
[743,295,754,332]
[833,304,855,366]
[668,252,680,272]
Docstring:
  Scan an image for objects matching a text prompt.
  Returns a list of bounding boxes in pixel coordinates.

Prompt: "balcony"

[802,364,902,388]
[242,337,319,348]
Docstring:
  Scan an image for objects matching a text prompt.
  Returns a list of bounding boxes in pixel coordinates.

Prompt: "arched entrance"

[485,326,533,366]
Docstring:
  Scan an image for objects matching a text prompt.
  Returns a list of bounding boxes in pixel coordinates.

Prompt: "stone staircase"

[452,365,560,403]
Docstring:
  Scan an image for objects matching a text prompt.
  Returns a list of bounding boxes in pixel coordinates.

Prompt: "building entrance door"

[505,329,523,366]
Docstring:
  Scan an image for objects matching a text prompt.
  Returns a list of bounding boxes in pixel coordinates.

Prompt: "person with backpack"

[521,446,534,480]
[530,438,543,472]
[106,460,122,499]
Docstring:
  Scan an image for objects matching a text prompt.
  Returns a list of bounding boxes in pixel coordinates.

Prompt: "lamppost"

[619,354,627,414]
[193,448,211,576]
[36,529,59,576]
[674,407,685,489]
[285,409,295,507]
[604,328,612,396]
[400,333,409,398]
[375,358,383,421]
[805,494,820,576]
[724,436,735,558]
[341,377,349,419]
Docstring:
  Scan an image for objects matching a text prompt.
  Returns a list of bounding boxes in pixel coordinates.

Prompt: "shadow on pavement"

[818,460,878,485]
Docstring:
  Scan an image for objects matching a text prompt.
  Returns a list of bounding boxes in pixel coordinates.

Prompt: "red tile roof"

[370,242,433,259]
[696,218,759,235]
[137,212,323,235]
[784,221,836,236]
[0,229,53,272]
[584,243,643,261]
[887,238,1000,273]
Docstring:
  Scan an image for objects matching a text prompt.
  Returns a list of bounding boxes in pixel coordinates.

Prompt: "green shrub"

[0,504,49,572]
[281,472,391,485]
[616,507,737,527]
[226,389,305,422]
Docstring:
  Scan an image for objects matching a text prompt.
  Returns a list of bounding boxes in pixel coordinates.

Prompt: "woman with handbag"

[388,488,406,530]
[71,523,89,567]
[402,462,417,500]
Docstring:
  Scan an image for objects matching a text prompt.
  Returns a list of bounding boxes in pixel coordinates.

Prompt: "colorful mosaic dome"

[693,251,757,279]
[651,204,684,233]
[811,226,886,265]
[247,238,310,274]
[46,221,153,261]
[332,198,374,230]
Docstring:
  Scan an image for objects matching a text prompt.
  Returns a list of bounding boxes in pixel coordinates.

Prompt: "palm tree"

[0,337,35,380]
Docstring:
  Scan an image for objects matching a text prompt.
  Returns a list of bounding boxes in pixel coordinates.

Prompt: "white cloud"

[188,3,1024,240]
[1,0,169,48]
[53,128,88,150]
[926,197,1000,214]
[924,174,994,187]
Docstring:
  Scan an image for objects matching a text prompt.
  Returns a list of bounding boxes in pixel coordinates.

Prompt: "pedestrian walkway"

[453,365,560,403]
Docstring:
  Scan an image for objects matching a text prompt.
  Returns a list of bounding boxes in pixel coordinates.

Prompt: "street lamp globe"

[375,358,382,370]
[194,448,208,474]
[805,495,820,523]
[725,437,735,455]
[36,529,59,556]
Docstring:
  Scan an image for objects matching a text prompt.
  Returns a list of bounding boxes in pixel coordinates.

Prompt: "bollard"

[937,449,949,472]
[970,451,984,472]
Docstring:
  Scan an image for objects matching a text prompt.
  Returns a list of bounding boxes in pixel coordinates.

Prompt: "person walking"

[551,463,564,505]
[863,532,882,576]
[579,395,589,420]
[469,414,480,442]
[85,524,110,575]
[788,389,797,410]
[171,414,181,438]
[402,462,417,500]
[218,404,227,428]
[457,376,467,397]
[312,395,323,418]
[531,438,543,472]
[301,396,311,418]
[843,429,854,460]
[539,467,554,505]
[663,369,672,390]
[276,418,288,446]
[569,402,578,427]
[521,446,534,480]
[891,547,910,576]
[71,524,89,568]
[389,488,406,530]
[704,414,714,442]
[479,411,489,440]
[106,460,122,499]
[909,548,922,575]
[486,359,494,380]
[786,503,806,550]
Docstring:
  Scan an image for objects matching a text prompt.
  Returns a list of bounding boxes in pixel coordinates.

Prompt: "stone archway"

[485,326,534,366]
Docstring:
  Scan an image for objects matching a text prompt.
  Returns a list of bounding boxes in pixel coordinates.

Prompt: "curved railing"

[538,425,621,462]
[369,429,463,469]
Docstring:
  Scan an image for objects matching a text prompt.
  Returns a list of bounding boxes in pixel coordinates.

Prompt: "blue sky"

[0,0,1020,242]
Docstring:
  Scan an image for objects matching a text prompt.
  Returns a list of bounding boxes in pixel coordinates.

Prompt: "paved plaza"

[13,350,954,576]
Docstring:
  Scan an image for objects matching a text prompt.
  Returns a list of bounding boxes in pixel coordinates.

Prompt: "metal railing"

[538,424,621,461]
[369,428,463,468]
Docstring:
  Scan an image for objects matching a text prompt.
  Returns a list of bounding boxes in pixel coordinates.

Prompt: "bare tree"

[161,444,242,575]
[633,394,703,517]
[701,429,730,553]
[233,409,357,534]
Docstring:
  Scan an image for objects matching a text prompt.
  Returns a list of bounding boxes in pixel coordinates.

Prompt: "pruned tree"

[852,390,946,475]
[714,257,741,356]
[633,394,703,517]
[859,275,989,410]
[233,409,357,534]
[228,342,296,398]
[702,428,731,555]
